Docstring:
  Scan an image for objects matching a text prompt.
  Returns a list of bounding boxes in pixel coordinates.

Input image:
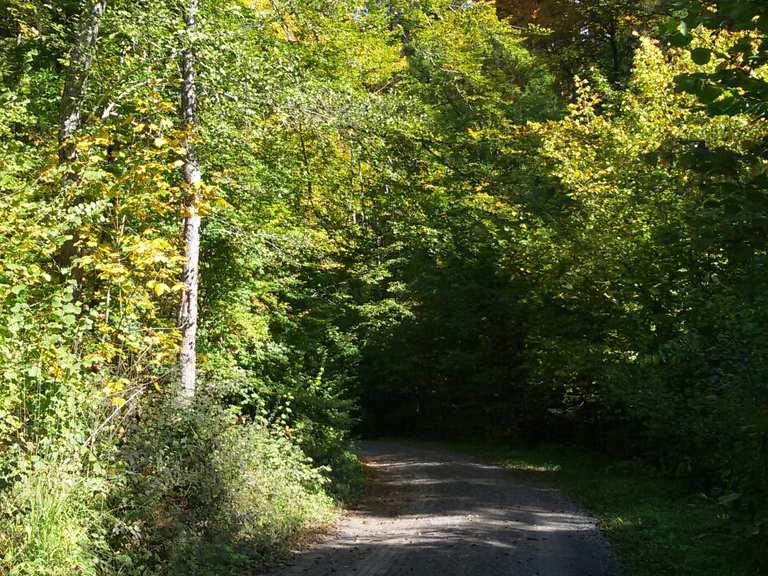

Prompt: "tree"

[59,0,108,164]
[179,0,202,401]
[669,0,768,117]
[56,0,109,282]
[498,0,662,87]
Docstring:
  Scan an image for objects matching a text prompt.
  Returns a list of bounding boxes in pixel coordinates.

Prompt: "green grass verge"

[439,441,764,576]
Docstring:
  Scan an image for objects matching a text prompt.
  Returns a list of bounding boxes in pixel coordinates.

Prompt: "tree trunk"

[56,0,108,285]
[179,0,202,402]
[59,0,108,164]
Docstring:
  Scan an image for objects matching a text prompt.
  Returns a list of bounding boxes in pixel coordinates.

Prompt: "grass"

[439,441,764,576]
[0,461,109,576]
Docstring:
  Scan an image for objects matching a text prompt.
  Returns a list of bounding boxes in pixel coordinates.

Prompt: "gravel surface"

[265,441,619,576]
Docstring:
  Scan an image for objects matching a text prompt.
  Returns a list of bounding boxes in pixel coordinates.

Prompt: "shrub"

[111,396,336,575]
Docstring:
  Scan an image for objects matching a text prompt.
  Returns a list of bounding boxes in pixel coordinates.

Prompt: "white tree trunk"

[179,0,201,402]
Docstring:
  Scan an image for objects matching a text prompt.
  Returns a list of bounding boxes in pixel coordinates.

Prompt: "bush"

[111,396,337,575]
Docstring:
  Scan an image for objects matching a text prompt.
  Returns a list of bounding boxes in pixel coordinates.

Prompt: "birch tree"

[179,0,202,401]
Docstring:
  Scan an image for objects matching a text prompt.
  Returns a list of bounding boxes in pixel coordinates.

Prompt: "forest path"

[265,441,619,576]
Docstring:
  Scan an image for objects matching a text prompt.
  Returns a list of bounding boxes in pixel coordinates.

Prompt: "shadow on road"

[265,441,618,576]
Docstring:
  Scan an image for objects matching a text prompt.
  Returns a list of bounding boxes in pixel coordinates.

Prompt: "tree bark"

[179,0,202,402]
[56,0,108,285]
[59,0,108,164]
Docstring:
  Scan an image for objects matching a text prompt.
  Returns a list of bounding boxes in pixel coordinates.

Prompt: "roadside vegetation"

[447,441,764,576]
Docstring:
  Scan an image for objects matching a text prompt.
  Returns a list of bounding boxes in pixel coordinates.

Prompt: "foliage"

[668,0,768,117]
[522,38,768,541]
[112,397,335,576]
[498,0,664,88]
[0,459,111,576]
[1,0,767,574]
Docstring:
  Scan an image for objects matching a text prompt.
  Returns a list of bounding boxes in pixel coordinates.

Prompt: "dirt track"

[265,441,619,576]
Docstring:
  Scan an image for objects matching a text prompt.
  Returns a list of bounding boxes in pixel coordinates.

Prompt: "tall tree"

[179,0,202,401]
[58,0,108,164]
[497,0,660,86]
[56,0,108,284]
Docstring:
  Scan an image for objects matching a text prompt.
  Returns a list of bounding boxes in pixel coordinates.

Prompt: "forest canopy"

[0,0,766,574]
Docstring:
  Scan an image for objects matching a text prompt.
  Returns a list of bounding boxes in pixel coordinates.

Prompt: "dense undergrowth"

[0,396,348,576]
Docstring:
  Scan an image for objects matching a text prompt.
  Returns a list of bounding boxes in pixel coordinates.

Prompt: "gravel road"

[265,441,619,576]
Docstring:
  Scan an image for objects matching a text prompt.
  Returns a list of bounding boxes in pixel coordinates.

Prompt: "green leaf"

[699,84,723,104]
[691,47,711,65]
[62,303,81,315]
[82,169,106,182]
[669,31,691,48]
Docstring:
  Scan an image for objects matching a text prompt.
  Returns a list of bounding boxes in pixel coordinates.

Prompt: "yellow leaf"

[153,282,170,297]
